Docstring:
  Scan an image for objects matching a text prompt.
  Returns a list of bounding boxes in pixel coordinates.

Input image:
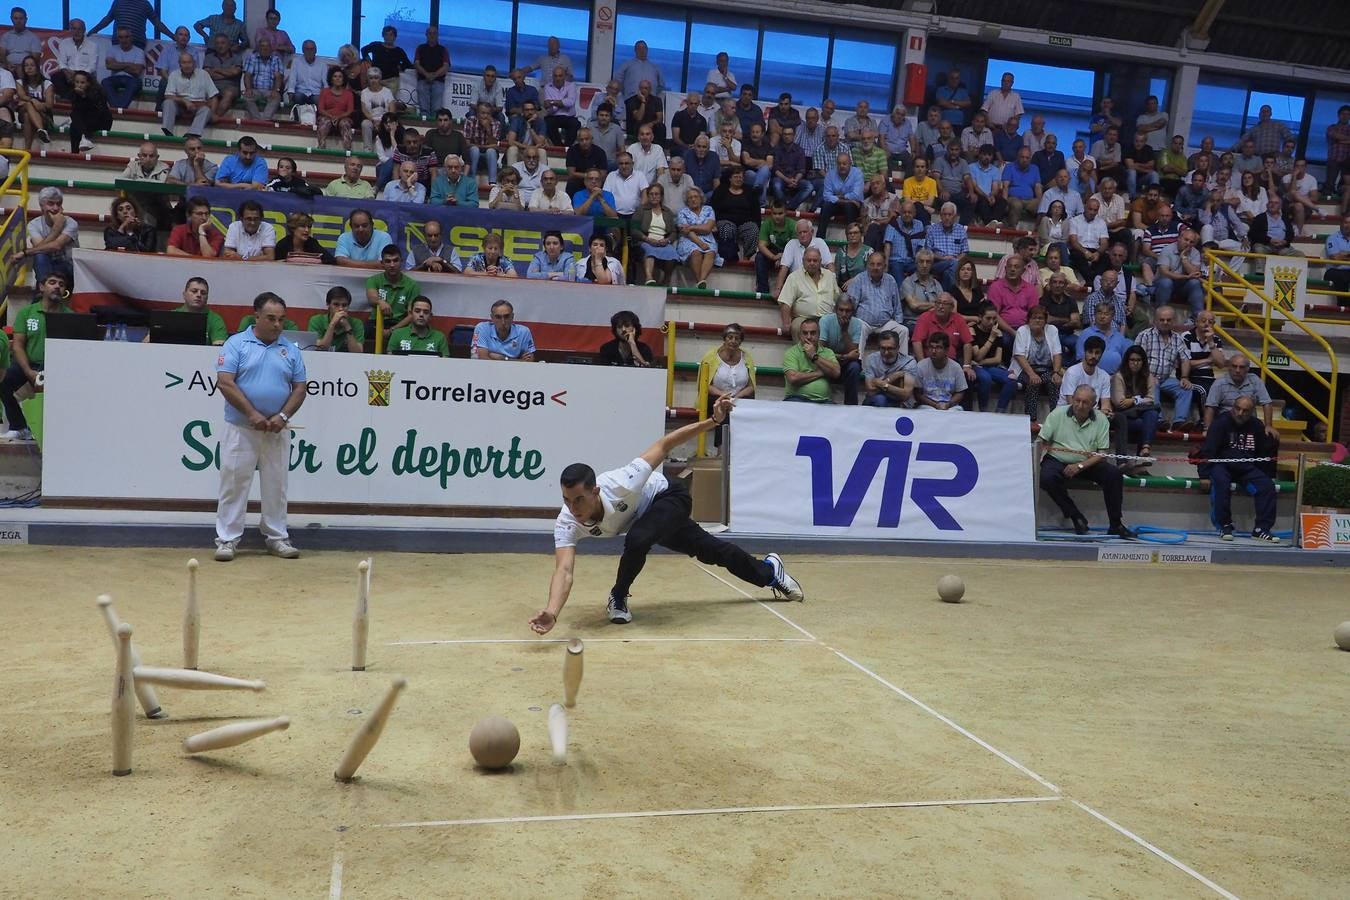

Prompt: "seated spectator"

[625,79,665,144]
[464,101,504,184]
[527,230,576,281]
[505,99,548,168]
[655,155,696,217]
[671,92,707,153]
[604,153,649,216]
[598,310,653,367]
[1038,203,1072,265]
[529,169,574,215]
[102,28,145,109]
[335,209,393,269]
[1174,170,1211,225]
[966,144,1008,225]
[901,157,940,224]
[324,157,375,200]
[1153,228,1205,322]
[171,276,228,346]
[969,302,1014,412]
[1111,343,1158,469]
[387,127,438,190]
[710,119,743,173]
[912,292,973,372]
[1031,134,1066,186]
[588,81,622,129]
[15,53,56,149]
[425,108,468,167]
[362,245,419,334]
[266,157,319,197]
[1,271,72,441]
[987,253,1038,339]
[993,115,1023,165]
[754,200,795,294]
[933,142,972,222]
[1038,169,1084,220]
[913,333,967,411]
[222,199,276,261]
[734,85,764,137]
[847,250,907,348]
[1203,396,1281,542]
[166,197,224,258]
[778,247,838,338]
[161,50,216,138]
[808,126,846,200]
[818,296,864,405]
[901,249,942,332]
[1281,159,1319,236]
[771,126,813,210]
[712,97,741,140]
[202,33,242,121]
[215,136,267,189]
[1090,126,1125,185]
[1079,298,1132,375]
[860,173,900,253]
[776,219,833,295]
[388,297,449,357]
[628,124,669,183]
[1180,308,1225,398]
[925,202,968,287]
[766,92,802,147]
[429,155,480,207]
[590,103,627,167]
[1010,305,1063,422]
[2,8,41,73]
[406,219,463,273]
[844,101,876,144]
[573,167,618,218]
[19,187,79,284]
[782,317,841,404]
[1067,139,1094,183]
[104,196,156,253]
[487,167,526,210]
[951,256,986,325]
[1037,384,1137,538]
[307,286,365,353]
[1159,134,1190,194]
[1247,196,1303,261]
[862,330,918,408]
[1324,214,1350,296]
[1040,271,1081,361]
[707,167,757,262]
[242,37,285,120]
[275,212,333,264]
[1138,306,1194,430]
[504,67,539,118]
[1203,353,1277,439]
[382,160,426,204]
[852,130,888,183]
[1000,145,1042,225]
[1058,335,1111,411]
[819,151,865,231]
[834,221,871,289]
[875,104,913,171]
[287,40,326,107]
[1067,197,1109,280]
[472,300,536,361]
[577,234,626,284]
[465,233,520,278]
[635,184,679,286]
[732,120,773,202]
[513,149,546,204]
[563,128,606,195]
[960,111,994,162]
[699,323,756,452]
[1123,131,1159,197]
[676,186,721,288]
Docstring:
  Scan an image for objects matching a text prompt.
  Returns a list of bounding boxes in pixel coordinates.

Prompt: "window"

[829,35,897,113]
[985,57,1095,149]
[614,6,685,93]
[1191,74,1250,151]
[438,0,513,75]
[757,28,828,107]
[515,1,590,80]
[1245,90,1304,144]
[688,13,757,97]
[1307,91,1350,163]
[359,0,426,63]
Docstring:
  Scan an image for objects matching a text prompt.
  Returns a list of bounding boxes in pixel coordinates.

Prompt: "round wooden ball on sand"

[469,716,521,769]
[937,574,965,603]
[1335,621,1350,651]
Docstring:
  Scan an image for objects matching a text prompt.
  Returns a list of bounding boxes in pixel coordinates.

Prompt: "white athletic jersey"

[553,458,668,548]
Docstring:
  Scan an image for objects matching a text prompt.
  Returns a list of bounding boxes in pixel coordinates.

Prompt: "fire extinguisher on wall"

[903,63,927,108]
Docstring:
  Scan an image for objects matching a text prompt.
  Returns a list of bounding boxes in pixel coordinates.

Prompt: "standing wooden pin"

[563,638,584,708]
[184,716,290,753]
[352,559,370,671]
[334,677,406,782]
[183,558,200,669]
[97,595,165,719]
[548,703,569,763]
[112,623,135,776]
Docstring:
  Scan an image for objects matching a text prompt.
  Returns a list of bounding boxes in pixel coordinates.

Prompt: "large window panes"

[1307,92,1350,163]
[830,35,897,112]
[985,58,1094,148]
[68,0,119,33]
[232,0,351,56]
[1191,75,1247,150]
[758,29,827,106]
[613,8,685,91]
[360,0,427,62]
[1245,90,1304,145]
[439,0,513,74]
[515,1,590,81]
[688,14,757,97]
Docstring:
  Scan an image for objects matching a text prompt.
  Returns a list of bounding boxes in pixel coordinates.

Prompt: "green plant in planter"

[1301,463,1350,509]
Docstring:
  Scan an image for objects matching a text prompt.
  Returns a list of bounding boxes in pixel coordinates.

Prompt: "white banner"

[729,400,1036,541]
[41,341,665,511]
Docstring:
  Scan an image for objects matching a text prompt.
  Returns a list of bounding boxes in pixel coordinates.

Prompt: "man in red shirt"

[911,292,973,367]
[166,197,224,257]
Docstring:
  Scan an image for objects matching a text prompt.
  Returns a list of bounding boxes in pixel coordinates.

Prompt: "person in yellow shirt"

[902,157,941,225]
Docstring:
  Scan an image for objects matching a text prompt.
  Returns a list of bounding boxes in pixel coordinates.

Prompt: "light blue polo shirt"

[215,154,269,186]
[217,327,307,426]
[471,321,536,359]
[335,229,393,262]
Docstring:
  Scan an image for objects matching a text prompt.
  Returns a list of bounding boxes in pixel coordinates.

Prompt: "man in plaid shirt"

[242,37,285,120]
[925,202,968,287]
[1136,305,1195,429]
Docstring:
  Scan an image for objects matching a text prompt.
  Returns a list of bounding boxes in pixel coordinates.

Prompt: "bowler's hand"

[248,411,269,430]
[265,415,288,433]
[529,609,556,635]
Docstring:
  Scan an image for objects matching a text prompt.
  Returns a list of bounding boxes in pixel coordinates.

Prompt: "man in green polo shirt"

[1037,383,1136,539]
[308,286,366,352]
[782,317,841,403]
[2,272,71,441]
[756,199,796,293]
[174,276,228,345]
[387,296,448,356]
[365,244,419,334]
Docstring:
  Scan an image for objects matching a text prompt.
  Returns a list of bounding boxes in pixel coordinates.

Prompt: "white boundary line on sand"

[328,851,344,900]
[694,565,818,640]
[387,637,816,646]
[380,795,1062,829]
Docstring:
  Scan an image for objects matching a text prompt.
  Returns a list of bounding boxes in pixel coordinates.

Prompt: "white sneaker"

[765,553,804,601]
[606,591,632,624]
[267,538,300,559]
[1,428,33,441]
[214,540,238,562]
[78,137,94,151]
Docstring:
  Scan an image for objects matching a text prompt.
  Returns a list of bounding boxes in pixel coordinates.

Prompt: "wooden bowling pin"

[352,559,370,671]
[563,638,584,708]
[183,716,290,754]
[112,623,135,776]
[334,677,406,782]
[183,558,200,669]
[96,595,165,720]
[548,703,568,763]
[133,666,266,692]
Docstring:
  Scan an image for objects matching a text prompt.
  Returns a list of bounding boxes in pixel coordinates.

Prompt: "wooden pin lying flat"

[563,638,584,708]
[183,558,200,669]
[97,595,165,719]
[133,667,265,692]
[183,716,291,754]
[334,677,406,782]
[112,623,135,776]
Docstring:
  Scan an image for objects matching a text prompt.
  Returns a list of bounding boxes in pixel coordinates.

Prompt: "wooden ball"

[1335,621,1350,651]
[937,575,965,603]
[469,716,520,769]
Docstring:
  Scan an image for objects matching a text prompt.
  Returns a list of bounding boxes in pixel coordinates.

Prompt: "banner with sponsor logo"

[1300,511,1350,551]
[728,400,1036,541]
[41,340,665,511]
[70,249,664,353]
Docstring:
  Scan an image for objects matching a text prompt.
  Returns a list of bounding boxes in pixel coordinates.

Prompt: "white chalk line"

[693,563,818,640]
[387,637,816,646]
[327,850,343,900]
[379,795,1062,829]
[1069,800,1240,899]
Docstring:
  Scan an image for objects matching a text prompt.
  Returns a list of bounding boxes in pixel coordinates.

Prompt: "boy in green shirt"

[308,286,367,352]
[365,244,419,332]
[174,276,228,345]
[2,272,71,439]
[782,317,840,403]
[387,296,449,357]
[756,199,796,293]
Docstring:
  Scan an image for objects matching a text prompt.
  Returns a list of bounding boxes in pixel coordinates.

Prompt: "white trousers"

[215,420,290,544]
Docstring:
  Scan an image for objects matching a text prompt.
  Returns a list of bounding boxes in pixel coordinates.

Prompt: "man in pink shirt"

[987,254,1039,337]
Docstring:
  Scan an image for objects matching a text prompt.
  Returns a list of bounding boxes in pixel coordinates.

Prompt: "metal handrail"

[1203,250,1338,434]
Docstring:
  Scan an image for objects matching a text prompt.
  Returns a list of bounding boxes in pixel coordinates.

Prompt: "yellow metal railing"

[0,149,33,321]
[1203,249,1339,436]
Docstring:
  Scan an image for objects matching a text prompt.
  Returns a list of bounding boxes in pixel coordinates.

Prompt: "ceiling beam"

[1188,0,1227,41]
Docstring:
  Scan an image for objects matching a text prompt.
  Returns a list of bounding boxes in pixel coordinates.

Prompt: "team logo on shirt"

[589,526,603,536]
[365,369,393,406]
[615,501,628,512]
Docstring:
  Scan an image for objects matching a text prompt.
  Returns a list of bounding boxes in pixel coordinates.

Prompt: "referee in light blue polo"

[213,292,308,562]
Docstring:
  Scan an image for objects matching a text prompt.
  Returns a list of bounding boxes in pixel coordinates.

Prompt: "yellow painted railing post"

[374,306,384,354]
[664,320,676,409]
